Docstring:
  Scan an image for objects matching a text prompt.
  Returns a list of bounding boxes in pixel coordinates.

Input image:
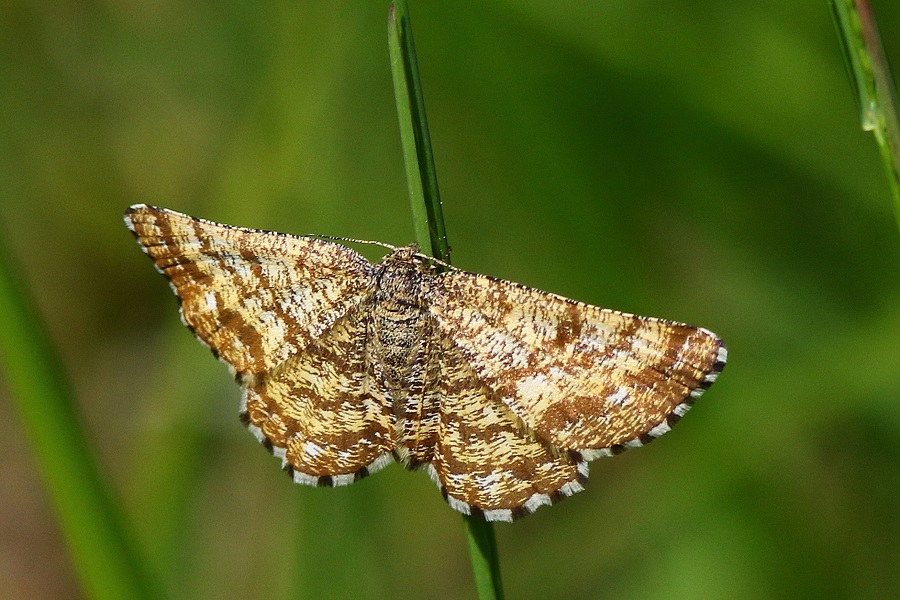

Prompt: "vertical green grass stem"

[388,0,450,262]
[388,2,504,599]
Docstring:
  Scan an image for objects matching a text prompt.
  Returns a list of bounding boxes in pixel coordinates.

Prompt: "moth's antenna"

[311,236,452,268]
[313,234,398,252]
[413,252,454,271]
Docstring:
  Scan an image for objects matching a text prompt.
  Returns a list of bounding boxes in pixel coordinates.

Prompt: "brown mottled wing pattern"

[242,305,394,485]
[429,271,726,460]
[124,205,377,375]
[426,335,587,522]
[125,204,393,481]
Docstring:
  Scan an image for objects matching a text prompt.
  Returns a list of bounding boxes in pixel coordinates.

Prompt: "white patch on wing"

[515,374,564,413]
[205,291,218,311]
[524,493,552,513]
[606,387,630,406]
[559,480,584,496]
[577,461,590,478]
[647,421,671,438]
[581,448,614,460]
[303,441,324,458]
[368,453,394,475]
[331,473,356,486]
[447,495,472,516]
[674,403,692,417]
[483,508,514,522]
[293,471,319,486]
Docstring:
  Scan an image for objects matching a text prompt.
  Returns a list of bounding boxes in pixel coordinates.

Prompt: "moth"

[125,204,726,521]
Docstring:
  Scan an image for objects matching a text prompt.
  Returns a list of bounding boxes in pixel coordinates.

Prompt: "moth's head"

[381,243,446,275]
[383,243,420,264]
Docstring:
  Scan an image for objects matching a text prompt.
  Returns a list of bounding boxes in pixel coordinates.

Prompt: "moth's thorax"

[377,244,432,285]
[370,249,435,394]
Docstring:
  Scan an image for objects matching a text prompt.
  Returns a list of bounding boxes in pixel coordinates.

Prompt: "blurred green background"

[2,1,899,598]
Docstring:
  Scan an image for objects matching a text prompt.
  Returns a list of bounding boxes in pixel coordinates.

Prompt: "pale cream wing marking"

[429,270,725,452]
[125,204,378,375]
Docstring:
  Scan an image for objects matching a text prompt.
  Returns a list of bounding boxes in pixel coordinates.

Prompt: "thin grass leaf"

[388,0,450,263]
[388,2,504,599]
[0,233,161,600]
[831,0,900,232]
[464,514,506,600]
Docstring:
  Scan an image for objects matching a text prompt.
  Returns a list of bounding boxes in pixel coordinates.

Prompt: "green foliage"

[0,2,898,599]
[0,237,160,598]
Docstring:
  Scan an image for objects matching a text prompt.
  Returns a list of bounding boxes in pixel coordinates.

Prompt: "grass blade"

[831,0,900,232]
[388,2,504,598]
[463,514,506,600]
[388,0,450,262]
[0,233,160,599]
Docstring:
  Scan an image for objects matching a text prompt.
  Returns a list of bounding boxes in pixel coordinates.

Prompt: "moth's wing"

[429,270,726,456]
[125,204,377,376]
[425,335,588,521]
[242,304,395,485]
